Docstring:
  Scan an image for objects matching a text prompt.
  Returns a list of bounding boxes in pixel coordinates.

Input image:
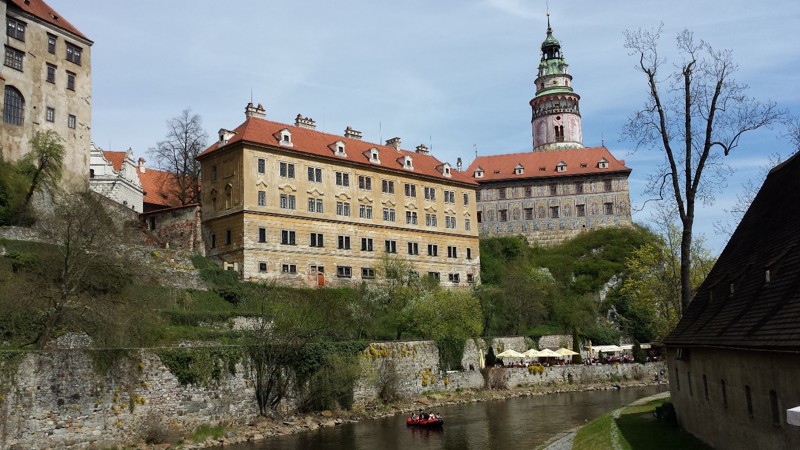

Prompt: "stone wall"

[140,205,203,253]
[538,334,572,350]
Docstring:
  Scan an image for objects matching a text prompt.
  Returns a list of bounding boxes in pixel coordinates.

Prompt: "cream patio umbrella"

[523,349,542,358]
[555,348,578,356]
[496,349,525,359]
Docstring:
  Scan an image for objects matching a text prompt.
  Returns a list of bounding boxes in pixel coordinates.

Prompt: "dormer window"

[474,167,484,178]
[598,158,609,169]
[556,161,567,173]
[438,163,452,178]
[401,155,414,170]
[514,164,524,175]
[368,148,380,164]
[277,129,293,147]
[330,140,347,157]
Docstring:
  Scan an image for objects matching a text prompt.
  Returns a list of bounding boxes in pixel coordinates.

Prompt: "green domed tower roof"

[540,14,563,61]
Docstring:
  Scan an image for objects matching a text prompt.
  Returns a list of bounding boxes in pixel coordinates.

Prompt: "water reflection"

[215,385,666,450]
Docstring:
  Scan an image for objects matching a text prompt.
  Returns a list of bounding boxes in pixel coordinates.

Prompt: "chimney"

[415,144,429,155]
[138,157,146,174]
[244,102,266,120]
[344,126,363,140]
[386,137,401,150]
[295,114,316,129]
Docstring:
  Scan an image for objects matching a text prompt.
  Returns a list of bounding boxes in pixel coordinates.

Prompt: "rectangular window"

[335,171,350,186]
[721,379,728,408]
[310,265,324,275]
[428,271,440,281]
[307,167,322,182]
[498,189,506,200]
[447,246,457,258]
[211,165,217,181]
[210,233,216,249]
[310,232,324,248]
[259,262,267,272]
[448,273,460,283]
[467,248,472,260]
[476,191,482,202]
[46,107,55,123]
[384,240,397,254]
[66,42,82,65]
[336,201,351,216]
[336,266,352,278]
[383,208,395,222]
[604,179,612,192]
[257,158,266,174]
[6,17,26,41]
[66,71,76,91]
[280,194,296,210]
[359,204,372,219]
[770,390,780,426]
[281,230,296,245]
[67,114,76,129]
[306,198,322,213]
[428,244,438,257]
[524,186,532,197]
[550,206,559,218]
[604,202,614,215]
[576,204,586,217]
[407,242,419,255]
[361,237,374,252]
[524,208,534,220]
[550,184,558,196]
[358,175,372,190]
[745,385,753,417]
[465,219,471,231]
[257,190,266,206]
[361,268,375,279]
[575,182,584,194]
[258,227,266,243]
[424,186,436,201]
[463,192,470,205]
[47,34,56,54]
[498,210,508,222]
[282,264,297,274]
[444,190,456,203]
[4,46,24,71]
[382,179,395,194]
[337,235,351,250]
[467,273,475,284]
[445,216,456,229]
[225,229,232,245]
[404,183,416,197]
[46,64,57,83]
[405,211,417,225]
[279,161,295,178]
[425,213,437,227]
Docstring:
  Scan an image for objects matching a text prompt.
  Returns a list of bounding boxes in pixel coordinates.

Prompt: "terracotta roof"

[139,168,185,208]
[7,0,90,42]
[664,152,800,352]
[465,147,630,182]
[198,116,477,186]
[102,151,126,172]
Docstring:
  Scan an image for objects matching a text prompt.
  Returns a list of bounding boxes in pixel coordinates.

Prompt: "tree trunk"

[680,221,693,313]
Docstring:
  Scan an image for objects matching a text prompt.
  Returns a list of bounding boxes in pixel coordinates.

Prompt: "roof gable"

[465,147,630,182]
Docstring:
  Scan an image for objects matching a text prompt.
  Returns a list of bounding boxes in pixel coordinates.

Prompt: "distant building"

[1,0,92,186]
[467,16,632,246]
[197,103,481,287]
[88,146,144,212]
[664,153,800,449]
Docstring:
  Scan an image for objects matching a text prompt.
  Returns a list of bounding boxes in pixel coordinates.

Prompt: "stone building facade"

[1,0,92,186]
[197,103,481,287]
[467,17,632,246]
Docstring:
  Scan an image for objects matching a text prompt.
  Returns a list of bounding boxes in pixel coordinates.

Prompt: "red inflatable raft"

[406,417,444,428]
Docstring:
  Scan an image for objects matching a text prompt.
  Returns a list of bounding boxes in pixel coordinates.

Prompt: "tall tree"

[149,109,208,205]
[21,130,65,211]
[623,27,785,312]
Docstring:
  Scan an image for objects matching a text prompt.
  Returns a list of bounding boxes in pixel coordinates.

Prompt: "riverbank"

[163,379,667,450]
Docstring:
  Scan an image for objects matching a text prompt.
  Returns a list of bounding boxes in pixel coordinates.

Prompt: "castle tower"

[530,14,583,152]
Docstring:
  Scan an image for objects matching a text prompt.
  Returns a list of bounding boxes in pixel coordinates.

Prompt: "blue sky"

[52,0,800,255]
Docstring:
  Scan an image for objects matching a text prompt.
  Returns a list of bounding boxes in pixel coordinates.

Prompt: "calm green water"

[216,385,666,450]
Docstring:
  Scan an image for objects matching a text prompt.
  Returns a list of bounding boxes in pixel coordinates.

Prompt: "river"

[215,385,666,450]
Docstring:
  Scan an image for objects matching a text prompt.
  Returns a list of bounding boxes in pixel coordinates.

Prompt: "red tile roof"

[198,116,477,186]
[139,168,185,208]
[465,147,631,182]
[7,0,90,41]
[102,151,126,172]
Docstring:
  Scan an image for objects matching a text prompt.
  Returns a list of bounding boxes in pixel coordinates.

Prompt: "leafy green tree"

[21,130,65,211]
[0,154,30,225]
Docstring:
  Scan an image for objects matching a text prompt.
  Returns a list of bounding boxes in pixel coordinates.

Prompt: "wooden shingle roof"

[664,152,800,352]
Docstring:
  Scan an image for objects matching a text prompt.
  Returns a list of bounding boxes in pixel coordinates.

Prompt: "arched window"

[3,86,25,125]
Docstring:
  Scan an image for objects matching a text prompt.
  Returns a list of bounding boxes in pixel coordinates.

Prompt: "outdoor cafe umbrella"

[523,349,541,358]
[536,349,562,358]
[496,349,525,359]
[555,348,578,356]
